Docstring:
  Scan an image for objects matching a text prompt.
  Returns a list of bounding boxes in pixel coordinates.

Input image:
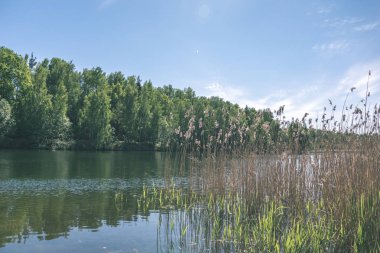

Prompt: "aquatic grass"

[190,148,380,250]
[136,185,380,252]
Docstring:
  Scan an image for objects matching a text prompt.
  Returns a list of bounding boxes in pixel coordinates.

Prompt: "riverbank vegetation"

[135,70,378,251]
[136,107,380,251]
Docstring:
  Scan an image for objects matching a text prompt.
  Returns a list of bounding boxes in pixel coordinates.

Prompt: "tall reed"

[138,72,380,251]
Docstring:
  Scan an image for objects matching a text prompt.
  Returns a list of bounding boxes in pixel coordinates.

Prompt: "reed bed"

[133,80,380,252]
[137,181,380,252]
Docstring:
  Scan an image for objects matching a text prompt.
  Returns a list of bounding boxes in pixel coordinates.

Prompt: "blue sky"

[1,0,379,118]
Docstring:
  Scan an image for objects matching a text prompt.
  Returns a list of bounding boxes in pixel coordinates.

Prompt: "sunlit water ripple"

[0,177,189,196]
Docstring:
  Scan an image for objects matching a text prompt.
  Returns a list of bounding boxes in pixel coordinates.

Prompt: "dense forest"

[0,46,368,152]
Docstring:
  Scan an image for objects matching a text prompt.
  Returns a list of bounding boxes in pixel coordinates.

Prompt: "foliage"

[16,63,53,144]
[137,184,380,252]
[0,46,378,151]
[78,69,112,148]
[0,47,32,101]
[0,97,14,138]
[1,46,277,150]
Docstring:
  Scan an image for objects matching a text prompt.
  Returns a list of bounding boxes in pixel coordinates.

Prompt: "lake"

[2,150,378,252]
[0,150,188,253]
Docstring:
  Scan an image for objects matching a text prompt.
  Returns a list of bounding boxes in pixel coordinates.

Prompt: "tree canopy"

[1,46,317,152]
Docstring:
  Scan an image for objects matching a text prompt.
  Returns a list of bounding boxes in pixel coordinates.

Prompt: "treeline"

[2,46,369,152]
[0,47,270,151]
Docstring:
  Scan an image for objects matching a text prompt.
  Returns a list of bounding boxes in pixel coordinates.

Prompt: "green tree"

[119,76,139,142]
[136,81,154,142]
[0,47,32,102]
[107,71,127,109]
[24,52,37,70]
[48,81,71,144]
[107,71,127,140]
[81,67,106,96]
[47,58,81,128]
[79,69,112,148]
[0,97,14,138]
[154,88,175,147]
[17,63,52,145]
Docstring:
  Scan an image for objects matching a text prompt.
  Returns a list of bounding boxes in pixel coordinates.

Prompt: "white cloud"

[283,60,380,119]
[354,22,380,32]
[204,82,244,102]
[200,59,380,120]
[312,40,349,53]
[238,85,323,120]
[337,59,380,98]
[202,81,323,119]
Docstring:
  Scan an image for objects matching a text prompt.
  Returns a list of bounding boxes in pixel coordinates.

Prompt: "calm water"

[0,150,187,253]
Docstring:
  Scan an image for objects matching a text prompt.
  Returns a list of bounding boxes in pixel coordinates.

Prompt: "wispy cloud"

[337,59,380,98]
[99,0,118,9]
[312,40,349,53]
[204,82,244,102]
[200,60,380,120]
[317,6,332,15]
[239,85,323,120]
[202,81,323,119]
[354,22,380,32]
[323,17,362,28]
[284,61,380,119]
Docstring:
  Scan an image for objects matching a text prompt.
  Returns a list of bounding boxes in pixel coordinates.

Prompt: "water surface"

[0,150,186,253]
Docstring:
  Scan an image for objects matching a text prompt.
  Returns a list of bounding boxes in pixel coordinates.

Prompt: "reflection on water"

[0,150,187,252]
[2,214,162,253]
[0,150,182,180]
